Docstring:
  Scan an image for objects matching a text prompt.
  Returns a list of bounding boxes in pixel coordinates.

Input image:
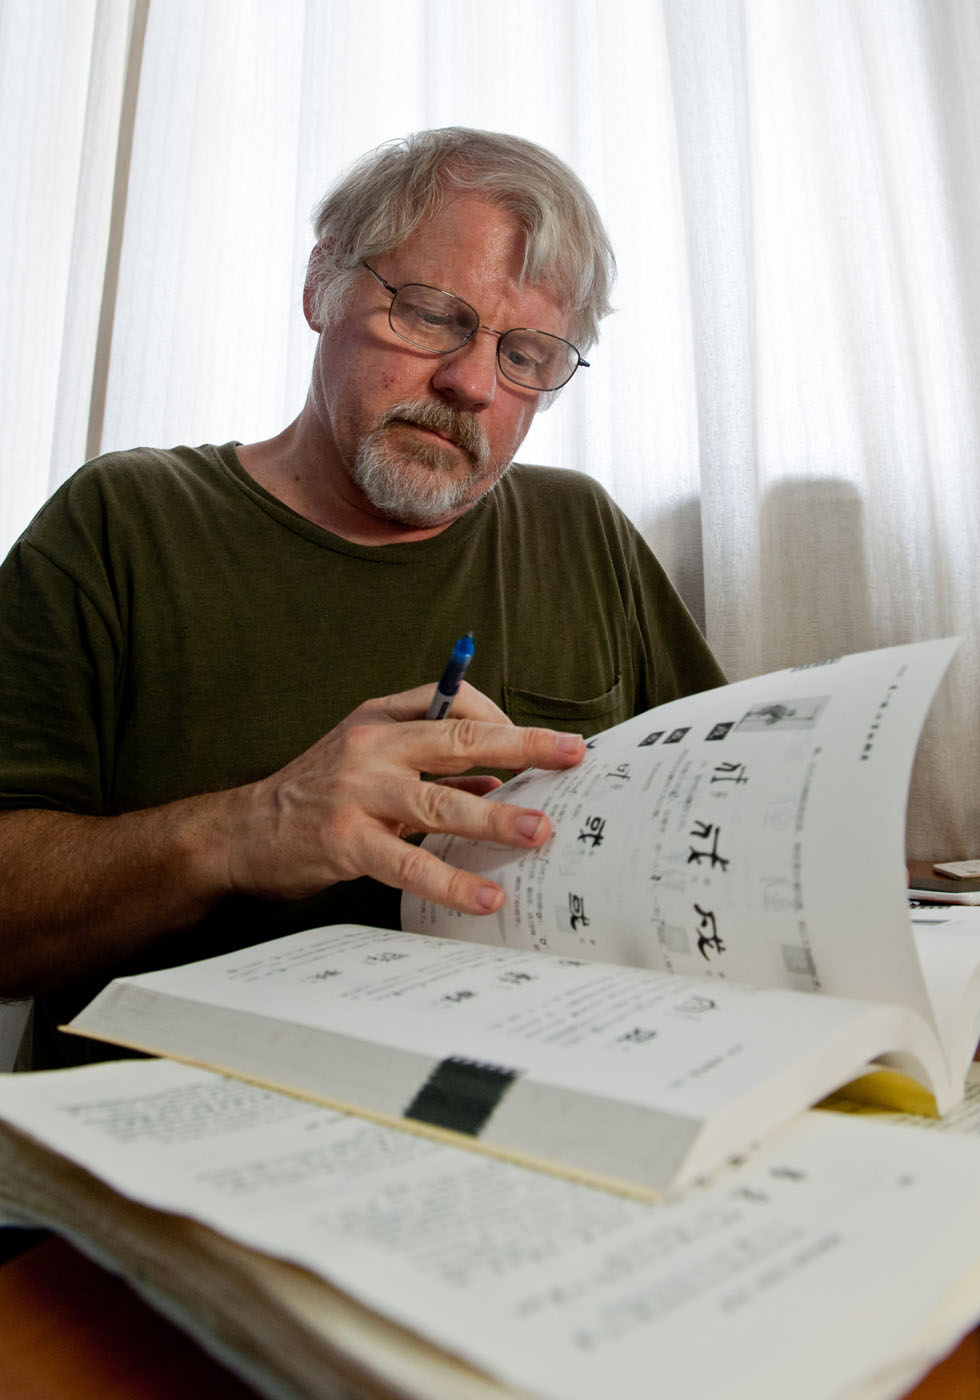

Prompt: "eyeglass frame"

[361,262,589,392]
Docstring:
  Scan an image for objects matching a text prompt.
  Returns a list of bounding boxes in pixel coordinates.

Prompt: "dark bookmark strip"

[404,1056,520,1136]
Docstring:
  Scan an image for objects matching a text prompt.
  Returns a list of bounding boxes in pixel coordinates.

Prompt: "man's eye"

[504,347,531,369]
[398,297,450,325]
[397,295,473,340]
[415,308,452,328]
[504,341,550,372]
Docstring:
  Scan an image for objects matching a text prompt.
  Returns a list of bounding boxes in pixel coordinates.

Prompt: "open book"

[2,1056,980,1400]
[66,637,980,1196]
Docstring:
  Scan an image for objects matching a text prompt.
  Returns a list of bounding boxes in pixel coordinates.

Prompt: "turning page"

[405,639,957,1026]
[908,906,980,1080]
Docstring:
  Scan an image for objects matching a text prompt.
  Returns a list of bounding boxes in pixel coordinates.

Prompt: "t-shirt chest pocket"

[501,674,627,739]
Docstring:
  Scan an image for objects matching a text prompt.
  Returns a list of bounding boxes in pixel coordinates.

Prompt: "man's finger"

[364,832,507,916]
[360,681,512,726]
[399,718,586,776]
[405,778,552,849]
[436,774,504,796]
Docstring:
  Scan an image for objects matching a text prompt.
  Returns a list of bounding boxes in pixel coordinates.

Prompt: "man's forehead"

[387,200,536,272]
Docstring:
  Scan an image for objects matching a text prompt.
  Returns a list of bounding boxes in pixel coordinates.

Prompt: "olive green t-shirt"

[0,443,723,1061]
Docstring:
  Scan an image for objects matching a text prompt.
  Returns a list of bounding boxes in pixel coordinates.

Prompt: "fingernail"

[475,885,504,912]
[516,812,545,841]
[555,732,584,755]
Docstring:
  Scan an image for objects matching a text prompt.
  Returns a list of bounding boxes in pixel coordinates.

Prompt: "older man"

[0,128,722,1064]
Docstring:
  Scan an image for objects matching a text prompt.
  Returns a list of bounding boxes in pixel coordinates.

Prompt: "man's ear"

[303,240,332,331]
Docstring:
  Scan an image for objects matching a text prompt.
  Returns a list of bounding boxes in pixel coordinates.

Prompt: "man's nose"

[430,327,499,408]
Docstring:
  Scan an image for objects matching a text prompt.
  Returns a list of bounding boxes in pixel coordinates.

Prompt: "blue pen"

[426,632,475,719]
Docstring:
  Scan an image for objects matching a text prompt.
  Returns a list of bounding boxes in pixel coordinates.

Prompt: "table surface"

[0,1235,977,1400]
[0,1235,261,1400]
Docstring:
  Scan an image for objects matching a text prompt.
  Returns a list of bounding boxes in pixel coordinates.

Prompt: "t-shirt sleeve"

[618,509,726,709]
[0,533,120,813]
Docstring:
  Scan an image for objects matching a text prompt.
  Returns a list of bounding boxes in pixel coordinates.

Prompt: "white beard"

[352,399,500,528]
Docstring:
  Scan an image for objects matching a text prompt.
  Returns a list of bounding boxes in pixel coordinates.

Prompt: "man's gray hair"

[308,127,615,352]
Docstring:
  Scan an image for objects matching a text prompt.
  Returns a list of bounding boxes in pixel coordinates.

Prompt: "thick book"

[2,1056,980,1400]
[65,637,980,1196]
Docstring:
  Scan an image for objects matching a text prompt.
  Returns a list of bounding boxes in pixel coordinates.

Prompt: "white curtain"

[2,0,978,859]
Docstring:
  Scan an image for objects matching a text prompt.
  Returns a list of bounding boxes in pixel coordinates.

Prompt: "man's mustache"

[375,400,490,468]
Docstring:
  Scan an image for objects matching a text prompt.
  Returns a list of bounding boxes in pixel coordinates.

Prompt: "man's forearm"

[0,798,238,995]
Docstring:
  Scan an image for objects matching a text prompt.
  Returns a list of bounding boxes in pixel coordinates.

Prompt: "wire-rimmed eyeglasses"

[362,262,589,392]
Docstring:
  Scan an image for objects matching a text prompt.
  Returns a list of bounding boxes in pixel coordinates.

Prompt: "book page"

[68,923,952,1187]
[824,1059,980,1135]
[405,640,957,1030]
[909,907,980,1078]
[1,1058,980,1400]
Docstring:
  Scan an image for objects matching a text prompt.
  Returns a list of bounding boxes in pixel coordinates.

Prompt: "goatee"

[352,399,500,528]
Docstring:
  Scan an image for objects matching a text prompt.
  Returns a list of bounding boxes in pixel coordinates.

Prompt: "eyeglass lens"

[389,284,580,391]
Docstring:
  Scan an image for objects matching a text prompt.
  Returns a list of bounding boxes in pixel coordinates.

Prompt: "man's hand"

[0,684,585,994]
[219,682,585,915]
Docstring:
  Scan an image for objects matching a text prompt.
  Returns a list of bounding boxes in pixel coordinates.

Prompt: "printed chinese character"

[605,762,632,784]
[618,1026,658,1045]
[711,760,749,785]
[694,904,726,960]
[676,994,717,1014]
[688,821,730,871]
[568,892,590,931]
[577,815,606,848]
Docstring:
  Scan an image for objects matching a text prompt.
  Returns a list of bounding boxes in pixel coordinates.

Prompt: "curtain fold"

[2,0,977,855]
